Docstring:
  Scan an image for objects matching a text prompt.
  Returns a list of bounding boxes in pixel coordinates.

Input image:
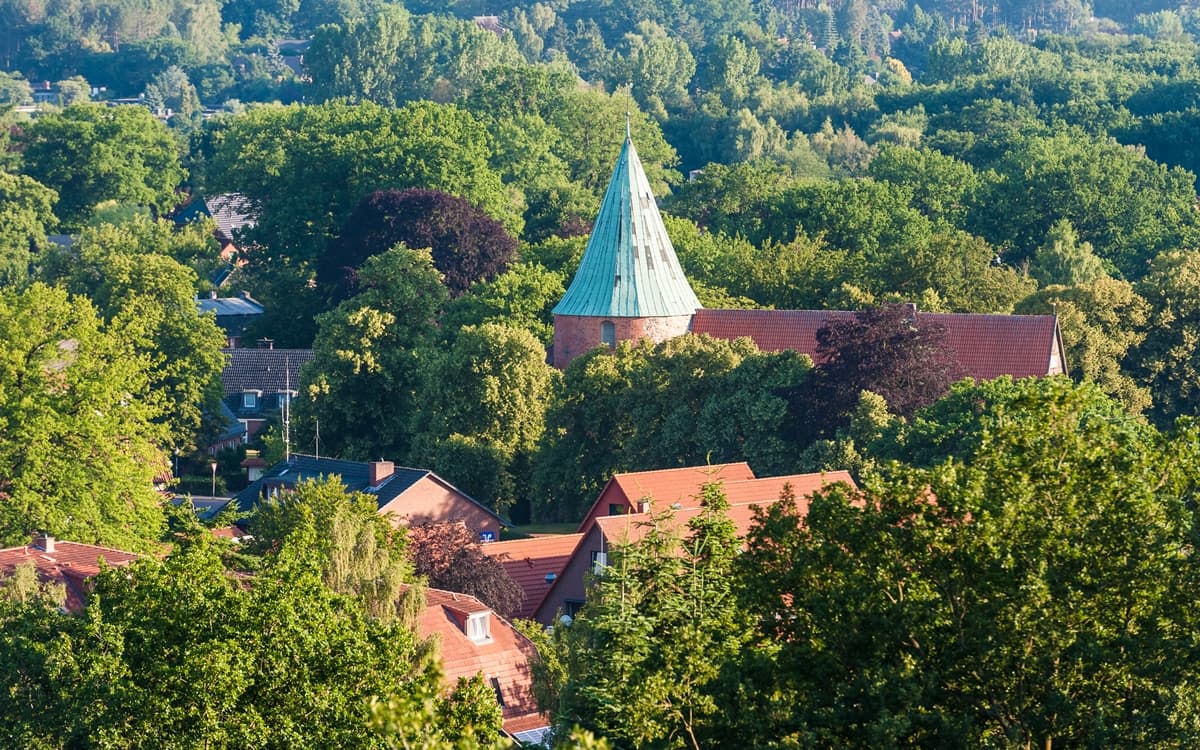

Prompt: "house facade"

[233,455,506,540]
[551,131,1067,379]
[533,467,856,625]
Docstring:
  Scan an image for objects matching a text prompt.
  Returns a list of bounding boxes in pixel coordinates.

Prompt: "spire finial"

[625,111,631,141]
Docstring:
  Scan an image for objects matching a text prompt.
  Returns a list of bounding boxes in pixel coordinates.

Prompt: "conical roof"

[553,133,702,318]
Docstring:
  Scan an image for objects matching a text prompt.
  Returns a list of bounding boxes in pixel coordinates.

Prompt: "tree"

[1028,218,1108,287]
[737,377,1199,746]
[1132,249,1200,426]
[19,104,185,228]
[782,304,966,446]
[0,283,169,550]
[0,172,56,287]
[409,323,558,514]
[531,335,809,522]
[541,482,753,749]
[406,522,522,618]
[43,216,227,450]
[1016,278,1151,413]
[295,247,447,460]
[440,262,566,346]
[0,529,503,747]
[317,188,517,302]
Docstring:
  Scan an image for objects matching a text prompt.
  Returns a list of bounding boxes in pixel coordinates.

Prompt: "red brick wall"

[377,476,500,540]
[553,314,694,369]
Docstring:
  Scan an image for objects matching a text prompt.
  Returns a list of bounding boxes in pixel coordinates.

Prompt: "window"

[564,600,585,617]
[241,392,257,409]
[601,320,615,347]
[591,550,607,573]
[466,612,491,643]
[608,503,624,516]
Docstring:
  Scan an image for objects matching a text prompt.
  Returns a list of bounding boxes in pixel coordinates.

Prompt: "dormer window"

[241,390,260,409]
[466,612,491,643]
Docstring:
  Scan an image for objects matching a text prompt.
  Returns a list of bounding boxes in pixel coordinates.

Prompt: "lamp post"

[210,460,218,497]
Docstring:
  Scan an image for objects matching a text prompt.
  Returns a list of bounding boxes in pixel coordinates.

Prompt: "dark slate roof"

[173,193,256,242]
[691,308,1064,380]
[198,293,264,318]
[232,455,508,526]
[553,132,701,318]
[221,348,313,395]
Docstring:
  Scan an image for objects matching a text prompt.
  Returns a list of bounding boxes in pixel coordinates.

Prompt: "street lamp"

[210,460,218,497]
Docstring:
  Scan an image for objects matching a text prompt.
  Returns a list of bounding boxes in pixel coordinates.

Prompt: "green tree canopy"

[0,171,56,287]
[19,104,185,228]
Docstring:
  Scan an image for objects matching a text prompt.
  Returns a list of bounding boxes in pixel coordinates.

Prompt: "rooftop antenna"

[284,353,291,463]
[625,111,631,141]
[314,418,320,461]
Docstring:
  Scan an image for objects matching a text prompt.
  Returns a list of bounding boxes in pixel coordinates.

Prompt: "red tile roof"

[578,462,757,532]
[691,308,1063,379]
[0,537,140,612]
[480,534,585,620]
[414,587,549,737]
[594,471,857,545]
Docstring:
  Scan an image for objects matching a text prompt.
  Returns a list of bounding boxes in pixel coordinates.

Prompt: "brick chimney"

[369,461,394,486]
[36,534,55,553]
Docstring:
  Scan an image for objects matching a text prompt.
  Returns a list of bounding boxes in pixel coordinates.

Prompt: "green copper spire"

[553,133,702,318]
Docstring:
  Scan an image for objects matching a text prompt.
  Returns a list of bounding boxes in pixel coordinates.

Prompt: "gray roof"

[198,293,264,318]
[205,194,256,241]
[221,348,313,395]
[232,454,508,525]
[553,133,701,318]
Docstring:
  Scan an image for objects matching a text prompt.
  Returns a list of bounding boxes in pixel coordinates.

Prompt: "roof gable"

[578,462,757,532]
[553,134,701,318]
[480,534,585,619]
[221,348,313,395]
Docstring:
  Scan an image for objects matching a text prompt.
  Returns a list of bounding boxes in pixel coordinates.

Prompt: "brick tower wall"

[553,313,695,369]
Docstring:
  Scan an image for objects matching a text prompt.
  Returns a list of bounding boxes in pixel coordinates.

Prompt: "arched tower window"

[601,320,616,348]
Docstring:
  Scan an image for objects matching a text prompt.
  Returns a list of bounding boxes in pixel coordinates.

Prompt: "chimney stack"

[257,338,274,349]
[36,534,55,553]
[369,460,394,486]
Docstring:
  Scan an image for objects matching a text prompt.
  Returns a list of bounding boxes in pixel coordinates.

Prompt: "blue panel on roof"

[553,135,702,318]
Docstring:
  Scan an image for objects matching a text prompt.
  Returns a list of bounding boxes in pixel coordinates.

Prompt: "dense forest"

[7,0,1200,746]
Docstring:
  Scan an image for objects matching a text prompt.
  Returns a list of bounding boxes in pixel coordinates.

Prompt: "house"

[197,290,265,348]
[173,193,256,284]
[218,344,313,442]
[233,455,507,540]
[480,534,584,620]
[550,129,1067,379]
[0,535,139,612]
[533,468,856,625]
[413,586,550,743]
[576,462,756,531]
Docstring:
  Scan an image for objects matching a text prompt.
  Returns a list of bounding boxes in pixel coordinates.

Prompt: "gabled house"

[218,344,313,442]
[533,468,856,625]
[0,535,139,612]
[480,534,584,621]
[550,128,1067,380]
[233,455,506,540]
[197,291,265,348]
[576,462,757,531]
[173,193,256,263]
[414,586,550,743]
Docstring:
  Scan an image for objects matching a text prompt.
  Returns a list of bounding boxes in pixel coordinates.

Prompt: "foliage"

[409,323,558,513]
[782,304,966,446]
[532,335,809,522]
[406,522,522,619]
[296,246,447,460]
[318,188,517,302]
[1132,249,1200,426]
[737,377,1198,747]
[0,171,56,286]
[441,262,566,346]
[19,104,185,228]
[0,283,168,549]
[43,216,226,449]
[246,477,414,623]
[543,482,753,749]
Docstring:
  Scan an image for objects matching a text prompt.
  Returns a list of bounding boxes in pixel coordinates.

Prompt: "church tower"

[551,125,702,369]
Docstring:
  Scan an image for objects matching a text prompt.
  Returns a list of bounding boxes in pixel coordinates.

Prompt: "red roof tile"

[692,308,1064,380]
[414,587,549,737]
[593,471,857,546]
[578,462,757,532]
[480,534,585,620]
[0,537,140,612]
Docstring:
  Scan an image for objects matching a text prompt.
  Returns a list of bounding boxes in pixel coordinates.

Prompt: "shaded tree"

[406,522,522,619]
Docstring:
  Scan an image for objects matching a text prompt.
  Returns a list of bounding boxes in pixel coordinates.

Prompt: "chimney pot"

[37,534,55,553]
[210,290,218,299]
[369,460,394,486]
